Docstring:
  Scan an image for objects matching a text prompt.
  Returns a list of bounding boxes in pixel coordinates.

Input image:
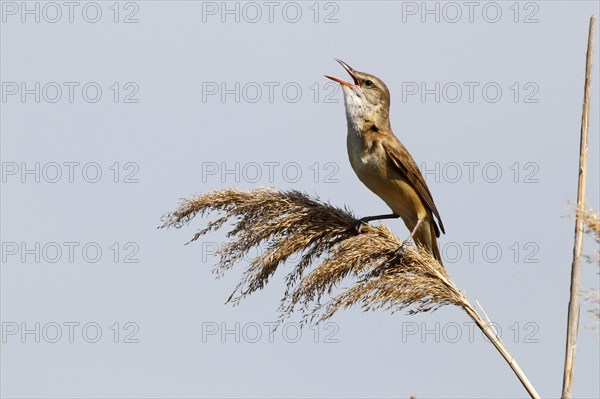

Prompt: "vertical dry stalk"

[562,15,596,399]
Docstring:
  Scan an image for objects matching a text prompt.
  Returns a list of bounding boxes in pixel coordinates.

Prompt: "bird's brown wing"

[381,135,445,235]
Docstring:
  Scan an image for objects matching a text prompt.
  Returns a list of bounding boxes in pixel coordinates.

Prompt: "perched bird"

[325,59,445,263]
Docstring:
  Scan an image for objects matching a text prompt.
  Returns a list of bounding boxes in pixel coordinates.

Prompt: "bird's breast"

[346,129,387,184]
[346,128,427,223]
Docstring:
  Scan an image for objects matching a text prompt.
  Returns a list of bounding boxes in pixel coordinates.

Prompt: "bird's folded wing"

[382,137,446,235]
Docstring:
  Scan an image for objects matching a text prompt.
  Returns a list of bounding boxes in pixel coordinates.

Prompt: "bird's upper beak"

[325,59,360,87]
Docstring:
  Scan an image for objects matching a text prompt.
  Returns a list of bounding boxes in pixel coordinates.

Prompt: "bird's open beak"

[325,59,359,87]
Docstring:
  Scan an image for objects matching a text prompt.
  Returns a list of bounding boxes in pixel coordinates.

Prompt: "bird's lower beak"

[325,59,360,87]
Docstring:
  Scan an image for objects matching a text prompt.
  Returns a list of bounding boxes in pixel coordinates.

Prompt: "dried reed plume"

[583,290,600,322]
[160,187,539,398]
[578,205,600,322]
[578,205,600,262]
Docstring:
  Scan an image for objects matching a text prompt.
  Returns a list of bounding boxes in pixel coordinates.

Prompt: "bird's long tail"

[414,218,444,267]
[430,228,443,267]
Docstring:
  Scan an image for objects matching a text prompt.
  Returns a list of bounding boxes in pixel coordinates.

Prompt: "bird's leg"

[354,213,399,233]
[399,217,424,251]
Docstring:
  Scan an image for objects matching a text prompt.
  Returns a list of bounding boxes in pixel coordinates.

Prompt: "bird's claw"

[354,219,368,234]
[397,241,410,255]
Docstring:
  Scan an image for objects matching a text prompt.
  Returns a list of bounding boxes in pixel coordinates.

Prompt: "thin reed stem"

[562,15,596,399]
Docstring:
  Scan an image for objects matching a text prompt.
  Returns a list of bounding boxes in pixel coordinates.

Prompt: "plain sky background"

[1,1,600,398]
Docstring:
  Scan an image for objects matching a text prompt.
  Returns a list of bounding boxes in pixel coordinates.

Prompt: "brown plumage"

[326,59,445,263]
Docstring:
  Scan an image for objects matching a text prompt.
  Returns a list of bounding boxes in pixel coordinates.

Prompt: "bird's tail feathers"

[430,225,444,267]
[414,219,444,267]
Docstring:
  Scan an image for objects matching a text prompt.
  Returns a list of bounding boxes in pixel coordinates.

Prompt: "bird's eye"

[364,79,374,88]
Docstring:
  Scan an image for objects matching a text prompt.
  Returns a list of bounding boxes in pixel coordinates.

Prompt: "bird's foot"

[397,240,410,255]
[354,219,369,234]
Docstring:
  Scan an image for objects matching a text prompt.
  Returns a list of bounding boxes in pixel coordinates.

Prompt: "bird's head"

[325,59,391,132]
